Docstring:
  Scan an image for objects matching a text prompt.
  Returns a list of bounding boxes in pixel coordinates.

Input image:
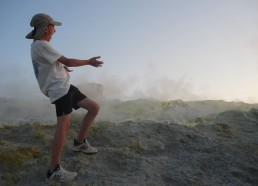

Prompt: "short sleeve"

[38,42,62,64]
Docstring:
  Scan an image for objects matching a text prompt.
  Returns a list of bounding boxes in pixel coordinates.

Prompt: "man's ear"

[45,27,48,33]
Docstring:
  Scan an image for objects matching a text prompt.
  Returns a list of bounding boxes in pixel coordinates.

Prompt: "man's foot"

[46,164,77,183]
[71,138,98,154]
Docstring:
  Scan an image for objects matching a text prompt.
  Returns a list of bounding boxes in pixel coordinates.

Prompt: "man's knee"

[78,98,100,116]
[90,102,100,116]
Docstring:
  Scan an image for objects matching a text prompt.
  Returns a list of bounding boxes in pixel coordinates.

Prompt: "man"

[25,13,103,183]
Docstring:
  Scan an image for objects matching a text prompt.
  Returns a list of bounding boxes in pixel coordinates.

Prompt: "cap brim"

[53,21,62,26]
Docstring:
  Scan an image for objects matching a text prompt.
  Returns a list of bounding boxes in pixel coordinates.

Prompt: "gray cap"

[25,13,62,39]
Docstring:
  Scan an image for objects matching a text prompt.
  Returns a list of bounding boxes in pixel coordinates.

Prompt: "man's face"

[45,24,56,41]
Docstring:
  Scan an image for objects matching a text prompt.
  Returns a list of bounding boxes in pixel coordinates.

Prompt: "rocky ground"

[0,107,258,186]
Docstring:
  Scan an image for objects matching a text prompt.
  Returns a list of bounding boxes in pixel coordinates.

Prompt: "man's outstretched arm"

[58,56,103,68]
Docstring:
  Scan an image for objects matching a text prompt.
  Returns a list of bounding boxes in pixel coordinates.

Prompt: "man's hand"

[89,56,103,67]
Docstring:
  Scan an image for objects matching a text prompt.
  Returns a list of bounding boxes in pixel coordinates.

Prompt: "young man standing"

[25,13,103,183]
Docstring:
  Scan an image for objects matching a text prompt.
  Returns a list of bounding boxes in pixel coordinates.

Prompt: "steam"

[0,62,42,100]
[1,64,257,124]
[74,69,203,101]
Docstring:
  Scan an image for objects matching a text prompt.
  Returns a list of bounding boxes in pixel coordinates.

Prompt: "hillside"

[1,98,258,124]
[0,106,258,185]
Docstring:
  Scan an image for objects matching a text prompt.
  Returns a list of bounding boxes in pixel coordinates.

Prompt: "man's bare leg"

[50,114,70,171]
[76,98,99,142]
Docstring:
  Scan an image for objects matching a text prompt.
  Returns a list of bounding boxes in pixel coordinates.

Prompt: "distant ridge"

[0,98,258,124]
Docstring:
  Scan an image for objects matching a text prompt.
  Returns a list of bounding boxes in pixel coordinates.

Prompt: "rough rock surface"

[1,108,258,185]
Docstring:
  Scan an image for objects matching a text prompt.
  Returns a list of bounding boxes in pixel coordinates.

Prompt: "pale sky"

[1,0,258,103]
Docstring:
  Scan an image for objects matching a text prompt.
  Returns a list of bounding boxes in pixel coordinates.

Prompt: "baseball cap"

[25,13,62,40]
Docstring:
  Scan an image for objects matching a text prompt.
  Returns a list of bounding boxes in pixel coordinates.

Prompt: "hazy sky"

[1,0,258,103]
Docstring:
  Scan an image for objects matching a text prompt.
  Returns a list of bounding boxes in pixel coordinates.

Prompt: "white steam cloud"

[74,69,204,101]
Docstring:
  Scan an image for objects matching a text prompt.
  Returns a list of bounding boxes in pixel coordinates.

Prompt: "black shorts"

[52,85,87,117]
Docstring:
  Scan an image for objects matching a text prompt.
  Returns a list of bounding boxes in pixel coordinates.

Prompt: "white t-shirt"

[31,40,70,102]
